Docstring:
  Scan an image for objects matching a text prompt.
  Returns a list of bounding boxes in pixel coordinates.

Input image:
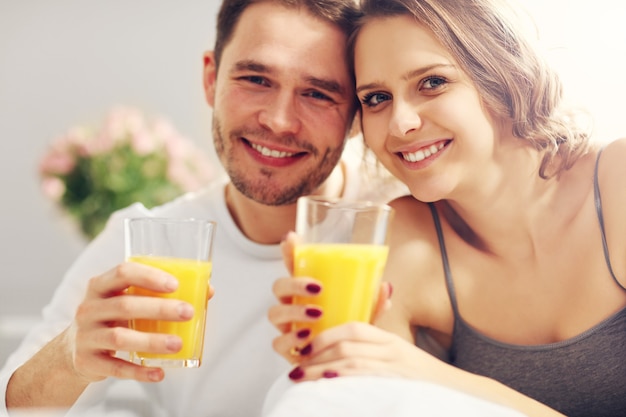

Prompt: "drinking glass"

[125,217,216,368]
[292,196,394,339]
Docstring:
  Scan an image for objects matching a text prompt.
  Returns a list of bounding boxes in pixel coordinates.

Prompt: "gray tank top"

[429,149,626,417]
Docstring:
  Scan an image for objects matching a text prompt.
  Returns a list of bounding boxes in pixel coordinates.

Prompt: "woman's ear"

[203,51,217,107]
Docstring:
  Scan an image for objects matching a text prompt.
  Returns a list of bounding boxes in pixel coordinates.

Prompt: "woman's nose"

[388,101,422,138]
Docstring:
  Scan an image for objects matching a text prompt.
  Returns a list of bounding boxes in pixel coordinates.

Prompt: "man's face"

[204,1,354,206]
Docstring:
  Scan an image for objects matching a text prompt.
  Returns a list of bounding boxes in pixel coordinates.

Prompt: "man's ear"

[203,51,217,107]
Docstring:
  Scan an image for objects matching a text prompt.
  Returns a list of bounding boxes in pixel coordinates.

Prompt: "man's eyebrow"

[232,60,346,95]
[232,59,270,73]
[356,64,455,94]
[307,77,346,95]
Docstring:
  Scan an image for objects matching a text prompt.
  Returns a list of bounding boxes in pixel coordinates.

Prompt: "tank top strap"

[594,147,626,291]
[428,202,461,316]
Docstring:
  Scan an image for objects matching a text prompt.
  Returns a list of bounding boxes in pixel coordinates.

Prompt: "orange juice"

[128,256,212,365]
[292,243,389,338]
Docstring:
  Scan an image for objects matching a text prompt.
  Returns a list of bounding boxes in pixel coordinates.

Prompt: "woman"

[268,0,626,416]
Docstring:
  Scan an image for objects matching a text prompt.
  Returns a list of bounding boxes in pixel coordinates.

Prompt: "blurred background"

[1,0,626,366]
[0,0,221,364]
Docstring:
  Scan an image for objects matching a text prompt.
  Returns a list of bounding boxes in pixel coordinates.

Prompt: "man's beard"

[212,117,344,206]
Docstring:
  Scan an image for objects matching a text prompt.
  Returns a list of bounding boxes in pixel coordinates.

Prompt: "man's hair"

[214,0,361,71]
[351,0,592,178]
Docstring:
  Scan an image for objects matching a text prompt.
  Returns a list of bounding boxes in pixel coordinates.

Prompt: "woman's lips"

[399,140,449,162]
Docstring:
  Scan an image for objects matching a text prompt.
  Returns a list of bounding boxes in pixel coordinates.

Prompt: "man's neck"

[225,162,346,244]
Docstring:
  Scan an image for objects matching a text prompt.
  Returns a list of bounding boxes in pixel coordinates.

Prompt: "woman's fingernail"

[288,366,304,380]
[299,344,312,355]
[323,370,339,378]
[296,328,311,339]
[305,307,322,318]
[306,283,321,294]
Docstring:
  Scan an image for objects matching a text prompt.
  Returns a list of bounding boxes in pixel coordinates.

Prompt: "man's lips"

[249,142,297,158]
[242,139,307,163]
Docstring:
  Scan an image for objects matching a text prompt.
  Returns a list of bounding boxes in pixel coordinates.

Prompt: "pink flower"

[40,177,66,201]
[100,106,145,147]
[38,148,76,176]
[152,118,176,140]
[39,105,216,239]
[130,131,157,155]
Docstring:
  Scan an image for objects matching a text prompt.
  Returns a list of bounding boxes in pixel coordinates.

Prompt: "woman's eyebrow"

[356,64,456,94]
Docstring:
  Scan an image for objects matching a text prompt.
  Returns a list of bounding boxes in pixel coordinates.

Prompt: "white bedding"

[263,375,528,417]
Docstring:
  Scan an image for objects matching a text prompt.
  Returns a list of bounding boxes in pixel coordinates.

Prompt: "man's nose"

[258,92,302,135]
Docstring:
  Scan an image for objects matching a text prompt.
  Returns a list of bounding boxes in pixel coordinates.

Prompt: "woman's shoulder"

[386,196,441,264]
[597,137,626,168]
[595,138,626,193]
[592,138,626,286]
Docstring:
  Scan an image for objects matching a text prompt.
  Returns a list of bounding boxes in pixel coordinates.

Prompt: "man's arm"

[7,328,89,409]
[5,261,192,411]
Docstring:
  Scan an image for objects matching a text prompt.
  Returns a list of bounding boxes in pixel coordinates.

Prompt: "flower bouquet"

[39,106,215,240]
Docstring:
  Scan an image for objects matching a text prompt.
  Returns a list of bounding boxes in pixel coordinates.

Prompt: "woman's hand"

[269,274,324,363]
[285,322,442,382]
[268,231,393,364]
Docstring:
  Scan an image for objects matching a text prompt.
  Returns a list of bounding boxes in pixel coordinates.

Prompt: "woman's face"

[354,15,504,202]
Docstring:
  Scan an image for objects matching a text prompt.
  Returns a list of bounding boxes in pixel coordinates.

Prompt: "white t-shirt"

[0,144,408,417]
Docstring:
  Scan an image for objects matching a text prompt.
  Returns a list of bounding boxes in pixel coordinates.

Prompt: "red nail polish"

[305,308,322,318]
[289,367,304,380]
[299,344,312,355]
[323,370,339,378]
[306,283,321,294]
[296,328,311,339]
[388,282,393,298]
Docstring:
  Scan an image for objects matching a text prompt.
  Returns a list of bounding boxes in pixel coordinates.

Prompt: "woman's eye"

[361,92,390,108]
[421,76,447,90]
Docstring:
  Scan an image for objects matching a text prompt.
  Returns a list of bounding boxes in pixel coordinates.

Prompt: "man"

[0,0,403,416]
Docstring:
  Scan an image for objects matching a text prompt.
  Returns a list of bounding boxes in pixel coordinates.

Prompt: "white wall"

[0,0,221,363]
[2,0,626,365]
[523,0,626,141]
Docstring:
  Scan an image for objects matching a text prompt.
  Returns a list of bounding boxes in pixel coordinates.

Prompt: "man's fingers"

[77,326,182,356]
[76,352,166,383]
[86,262,178,298]
[76,295,194,325]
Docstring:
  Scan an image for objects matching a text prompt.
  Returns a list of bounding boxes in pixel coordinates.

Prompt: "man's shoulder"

[149,176,229,217]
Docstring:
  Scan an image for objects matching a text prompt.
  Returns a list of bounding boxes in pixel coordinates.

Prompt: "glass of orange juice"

[124,217,216,368]
[292,197,394,339]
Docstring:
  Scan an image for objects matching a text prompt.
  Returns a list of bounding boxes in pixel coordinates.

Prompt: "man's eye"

[306,91,332,101]
[244,76,268,86]
[360,92,390,108]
